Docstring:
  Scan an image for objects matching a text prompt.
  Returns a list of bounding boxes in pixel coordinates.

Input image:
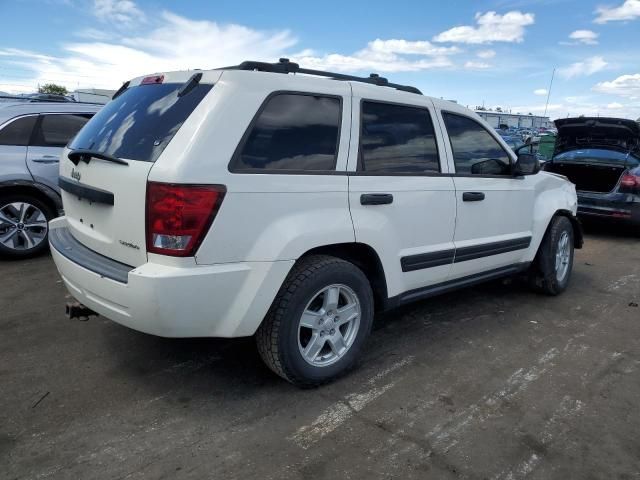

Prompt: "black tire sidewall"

[278,262,374,384]
[0,194,55,259]
[539,216,574,294]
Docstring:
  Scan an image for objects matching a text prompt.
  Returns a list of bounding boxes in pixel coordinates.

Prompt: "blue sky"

[1,0,639,119]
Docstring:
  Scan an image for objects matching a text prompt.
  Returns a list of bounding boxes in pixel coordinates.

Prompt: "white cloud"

[93,0,145,25]
[477,49,496,59]
[534,88,548,96]
[0,11,297,92]
[464,61,490,69]
[433,11,535,44]
[593,73,640,98]
[568,30,599,45]
[293,39,460,73]
[594,0,640,23]
[0,8,465,94]
[607,102,624,109]
[557,56,607,79]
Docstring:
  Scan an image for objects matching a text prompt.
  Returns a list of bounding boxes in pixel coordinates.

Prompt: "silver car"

[0,100,101,258]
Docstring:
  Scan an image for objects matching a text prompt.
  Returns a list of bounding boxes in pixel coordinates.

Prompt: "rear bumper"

[577,191,640,225]
[49,217,293,338]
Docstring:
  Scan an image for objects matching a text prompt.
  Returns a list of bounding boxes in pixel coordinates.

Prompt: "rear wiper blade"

[68,149,129,166]
[112,80,130,100]
[178,72,203,97]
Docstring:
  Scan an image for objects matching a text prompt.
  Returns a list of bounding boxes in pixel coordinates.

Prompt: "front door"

[438,111,535,280]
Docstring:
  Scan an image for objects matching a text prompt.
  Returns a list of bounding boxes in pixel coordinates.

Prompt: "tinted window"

[32,114,92,147]
[443,113,511,175]
[0,116,37,146]
[360,102,439,173]
[70,83,213,162]
[234,94,341,171]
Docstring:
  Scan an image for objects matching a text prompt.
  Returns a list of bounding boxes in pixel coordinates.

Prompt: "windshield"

[69,82,213,163]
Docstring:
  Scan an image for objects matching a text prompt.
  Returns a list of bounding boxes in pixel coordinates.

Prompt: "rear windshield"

[553,148,640,166]
[69,82,212,162]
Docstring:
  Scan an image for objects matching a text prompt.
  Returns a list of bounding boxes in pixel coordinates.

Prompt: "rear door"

[438,110,535,280]
[0,115,37,180]
[58,73,217,267]
[348,93,456,298]
[27,113,93,191]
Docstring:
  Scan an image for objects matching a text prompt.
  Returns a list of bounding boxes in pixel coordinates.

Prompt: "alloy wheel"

[0,202,49,251]
[555,230,571,282]
[297,284,361,367]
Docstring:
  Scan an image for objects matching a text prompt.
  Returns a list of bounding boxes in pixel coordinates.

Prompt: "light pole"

[543,68,555,118]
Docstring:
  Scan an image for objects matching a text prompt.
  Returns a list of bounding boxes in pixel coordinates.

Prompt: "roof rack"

[0,95,103,105]
[220,58,422,95]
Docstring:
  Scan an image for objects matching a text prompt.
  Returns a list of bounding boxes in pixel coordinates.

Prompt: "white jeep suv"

[50,59,582,386]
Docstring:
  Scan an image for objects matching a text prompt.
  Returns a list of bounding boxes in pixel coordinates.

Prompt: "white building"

[475,111,553,129]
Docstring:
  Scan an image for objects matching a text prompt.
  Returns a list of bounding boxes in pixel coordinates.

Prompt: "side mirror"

[514,152,540,175]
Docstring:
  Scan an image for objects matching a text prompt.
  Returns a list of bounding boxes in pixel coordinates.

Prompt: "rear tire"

[256,255,374,387]
[0,193,54,259]
[528,215,574,295]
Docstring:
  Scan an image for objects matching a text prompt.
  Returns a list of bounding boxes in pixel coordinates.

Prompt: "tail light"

[619,172,640,194]
[146,182,226,257]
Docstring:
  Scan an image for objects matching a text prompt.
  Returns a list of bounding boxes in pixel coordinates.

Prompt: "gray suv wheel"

[0,194,53,259]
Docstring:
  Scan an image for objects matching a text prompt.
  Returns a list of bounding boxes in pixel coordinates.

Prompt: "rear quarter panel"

[148,71,355,264]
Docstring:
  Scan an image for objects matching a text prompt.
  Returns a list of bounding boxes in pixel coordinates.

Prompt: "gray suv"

[0,101,101,258]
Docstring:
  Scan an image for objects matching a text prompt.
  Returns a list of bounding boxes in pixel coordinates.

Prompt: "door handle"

[462,192,485,202]
[32,156,59,164]
[360,193,393,205]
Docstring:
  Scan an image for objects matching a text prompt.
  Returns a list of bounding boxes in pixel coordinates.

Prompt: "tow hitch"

[65,302,98,321]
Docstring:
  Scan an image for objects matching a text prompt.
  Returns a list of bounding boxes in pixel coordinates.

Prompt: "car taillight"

[619,172,640,193]
[146,182,225,257]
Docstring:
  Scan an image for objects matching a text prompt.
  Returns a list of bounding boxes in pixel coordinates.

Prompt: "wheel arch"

[0,181,62,216]
[554,209,584,249]
[299,242,388,312]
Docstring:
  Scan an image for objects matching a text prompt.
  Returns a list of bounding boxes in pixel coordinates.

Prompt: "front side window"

[233,93,341,171]
[360,101,440,173]
[32,114,92,147]
[443,113,512,175]
[0,116,37,146]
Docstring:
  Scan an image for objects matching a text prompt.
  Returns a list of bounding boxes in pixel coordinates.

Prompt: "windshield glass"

[69,82,212,162]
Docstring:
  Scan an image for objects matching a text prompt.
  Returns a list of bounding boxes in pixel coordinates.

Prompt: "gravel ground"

[1,223,639,479]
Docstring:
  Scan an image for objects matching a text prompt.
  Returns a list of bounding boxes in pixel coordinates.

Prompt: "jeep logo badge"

[71,168,81,181]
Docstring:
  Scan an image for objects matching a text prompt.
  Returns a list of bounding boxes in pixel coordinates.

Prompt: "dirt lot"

[1,224,639,480]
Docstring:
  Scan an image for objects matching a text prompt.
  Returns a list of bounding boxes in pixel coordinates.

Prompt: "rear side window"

[69,83,213,162]
[360,101,440,174]
[0,116,37,146]
[32,114,92,147]
[443,112,511,175]
[232,93,341,172]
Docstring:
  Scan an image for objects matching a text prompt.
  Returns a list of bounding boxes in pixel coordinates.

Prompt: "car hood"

[553,117,640,156]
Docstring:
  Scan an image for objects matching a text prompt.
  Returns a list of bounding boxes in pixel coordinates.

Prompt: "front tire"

[256,255,374,387]
[0,194,54,259]
[529,215,574,295]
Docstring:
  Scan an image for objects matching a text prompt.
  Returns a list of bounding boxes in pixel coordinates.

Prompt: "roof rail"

[220,58,423,95]
[0,95,103,105]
